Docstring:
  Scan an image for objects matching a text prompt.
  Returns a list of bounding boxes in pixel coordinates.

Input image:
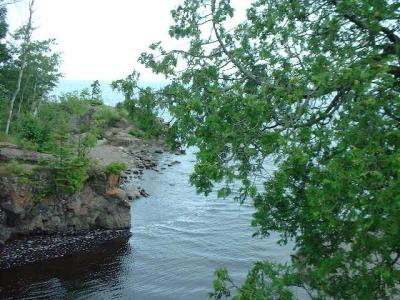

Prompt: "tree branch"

[210,0,261,85]
[330,0,400,46]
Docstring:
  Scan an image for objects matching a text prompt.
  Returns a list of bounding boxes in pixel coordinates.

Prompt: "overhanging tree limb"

[210,0,261,85]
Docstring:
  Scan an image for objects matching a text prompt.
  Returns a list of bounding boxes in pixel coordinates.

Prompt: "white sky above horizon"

[7,0,184,81]
[7,0,250,82]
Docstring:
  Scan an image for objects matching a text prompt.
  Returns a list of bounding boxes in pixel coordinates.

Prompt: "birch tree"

[5,0,34,134]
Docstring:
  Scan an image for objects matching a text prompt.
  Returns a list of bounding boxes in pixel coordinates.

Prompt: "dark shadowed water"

[0,149,302,299]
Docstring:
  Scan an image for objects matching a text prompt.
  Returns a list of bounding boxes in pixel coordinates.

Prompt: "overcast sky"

[7,0,249,82]
[7,0,185,81]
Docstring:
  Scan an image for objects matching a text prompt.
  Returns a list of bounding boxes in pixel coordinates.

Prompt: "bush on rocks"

[104,161,128,175]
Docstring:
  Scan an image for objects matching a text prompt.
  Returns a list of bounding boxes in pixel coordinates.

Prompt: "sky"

[7,0,184,81]
[7,0,249,82]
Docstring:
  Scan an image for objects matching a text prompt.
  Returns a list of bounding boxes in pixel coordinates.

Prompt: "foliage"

[58,91,91,116]
[111,70,139,101]
[52,155,90,194]
[0,3,10,118]
[129,127,145,138]
[140,0,400,298]
[112,72,164,138]
[4,1,52,134]
[33,186,51,205]
[0,131,11,142]
[210,262,299,300]
[1,88,107,195]
[0,0,61,134]
[165,123,181,151]
[94,105,121,128]
[0,160,29,176]
[123,88,163,138]
[134,88,164,137]
[18,38,62,115]
[104,161,128,175]
[1,88,102,194]
[51,120,91,194]
[90,79,103,105]
[0,4,9,64]
[16,113,51,151]
[81,131,98,148]
[12,93,94,152]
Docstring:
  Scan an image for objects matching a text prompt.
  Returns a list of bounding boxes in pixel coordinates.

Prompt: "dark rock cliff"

[0,144,131,245]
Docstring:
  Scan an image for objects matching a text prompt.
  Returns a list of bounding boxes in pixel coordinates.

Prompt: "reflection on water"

[0,149,305,299]
[0,237,130,299]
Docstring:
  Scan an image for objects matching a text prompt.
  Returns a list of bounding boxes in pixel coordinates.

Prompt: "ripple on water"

[0,149,299,300]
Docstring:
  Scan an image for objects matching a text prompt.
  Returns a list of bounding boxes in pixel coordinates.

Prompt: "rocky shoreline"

[0,122,170,270]
[0,229,131,269]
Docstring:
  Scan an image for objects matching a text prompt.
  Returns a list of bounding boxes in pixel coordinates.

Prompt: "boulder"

[0,143,53,163]
[106,131,139,147]
[125,186,142,200]
[113,118,131,129]
[68,107,96,134]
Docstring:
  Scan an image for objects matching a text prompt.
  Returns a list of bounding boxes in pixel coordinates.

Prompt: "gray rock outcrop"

[0,143,54,163]
[0,145,131,245]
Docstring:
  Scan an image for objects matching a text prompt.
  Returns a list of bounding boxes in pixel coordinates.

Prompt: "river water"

[0,149,300,299]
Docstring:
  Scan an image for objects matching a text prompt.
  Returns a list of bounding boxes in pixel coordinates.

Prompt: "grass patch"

[129,127,145,138]
[0,160,34,177]
[104,161,128,175]
[94,106,121,128]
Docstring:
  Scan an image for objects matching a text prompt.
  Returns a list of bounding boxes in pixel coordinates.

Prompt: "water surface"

[0,150,299,299]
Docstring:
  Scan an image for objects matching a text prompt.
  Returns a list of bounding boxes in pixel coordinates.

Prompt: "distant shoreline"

[52,79,167,106]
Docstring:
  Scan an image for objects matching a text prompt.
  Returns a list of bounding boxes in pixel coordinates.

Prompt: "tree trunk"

[5,0,34,134]
[31,79,38,116]
[32,96,41,117]
[16,75,31,117]
[5,60,26,134]
[17,91,24,117]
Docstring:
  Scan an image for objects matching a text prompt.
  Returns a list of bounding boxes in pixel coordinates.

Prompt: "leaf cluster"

[140,0,400,298]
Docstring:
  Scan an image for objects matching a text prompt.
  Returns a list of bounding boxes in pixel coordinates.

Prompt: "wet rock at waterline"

[125,186,150,200]
[0,123,165,269]
[0,230,131,269]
